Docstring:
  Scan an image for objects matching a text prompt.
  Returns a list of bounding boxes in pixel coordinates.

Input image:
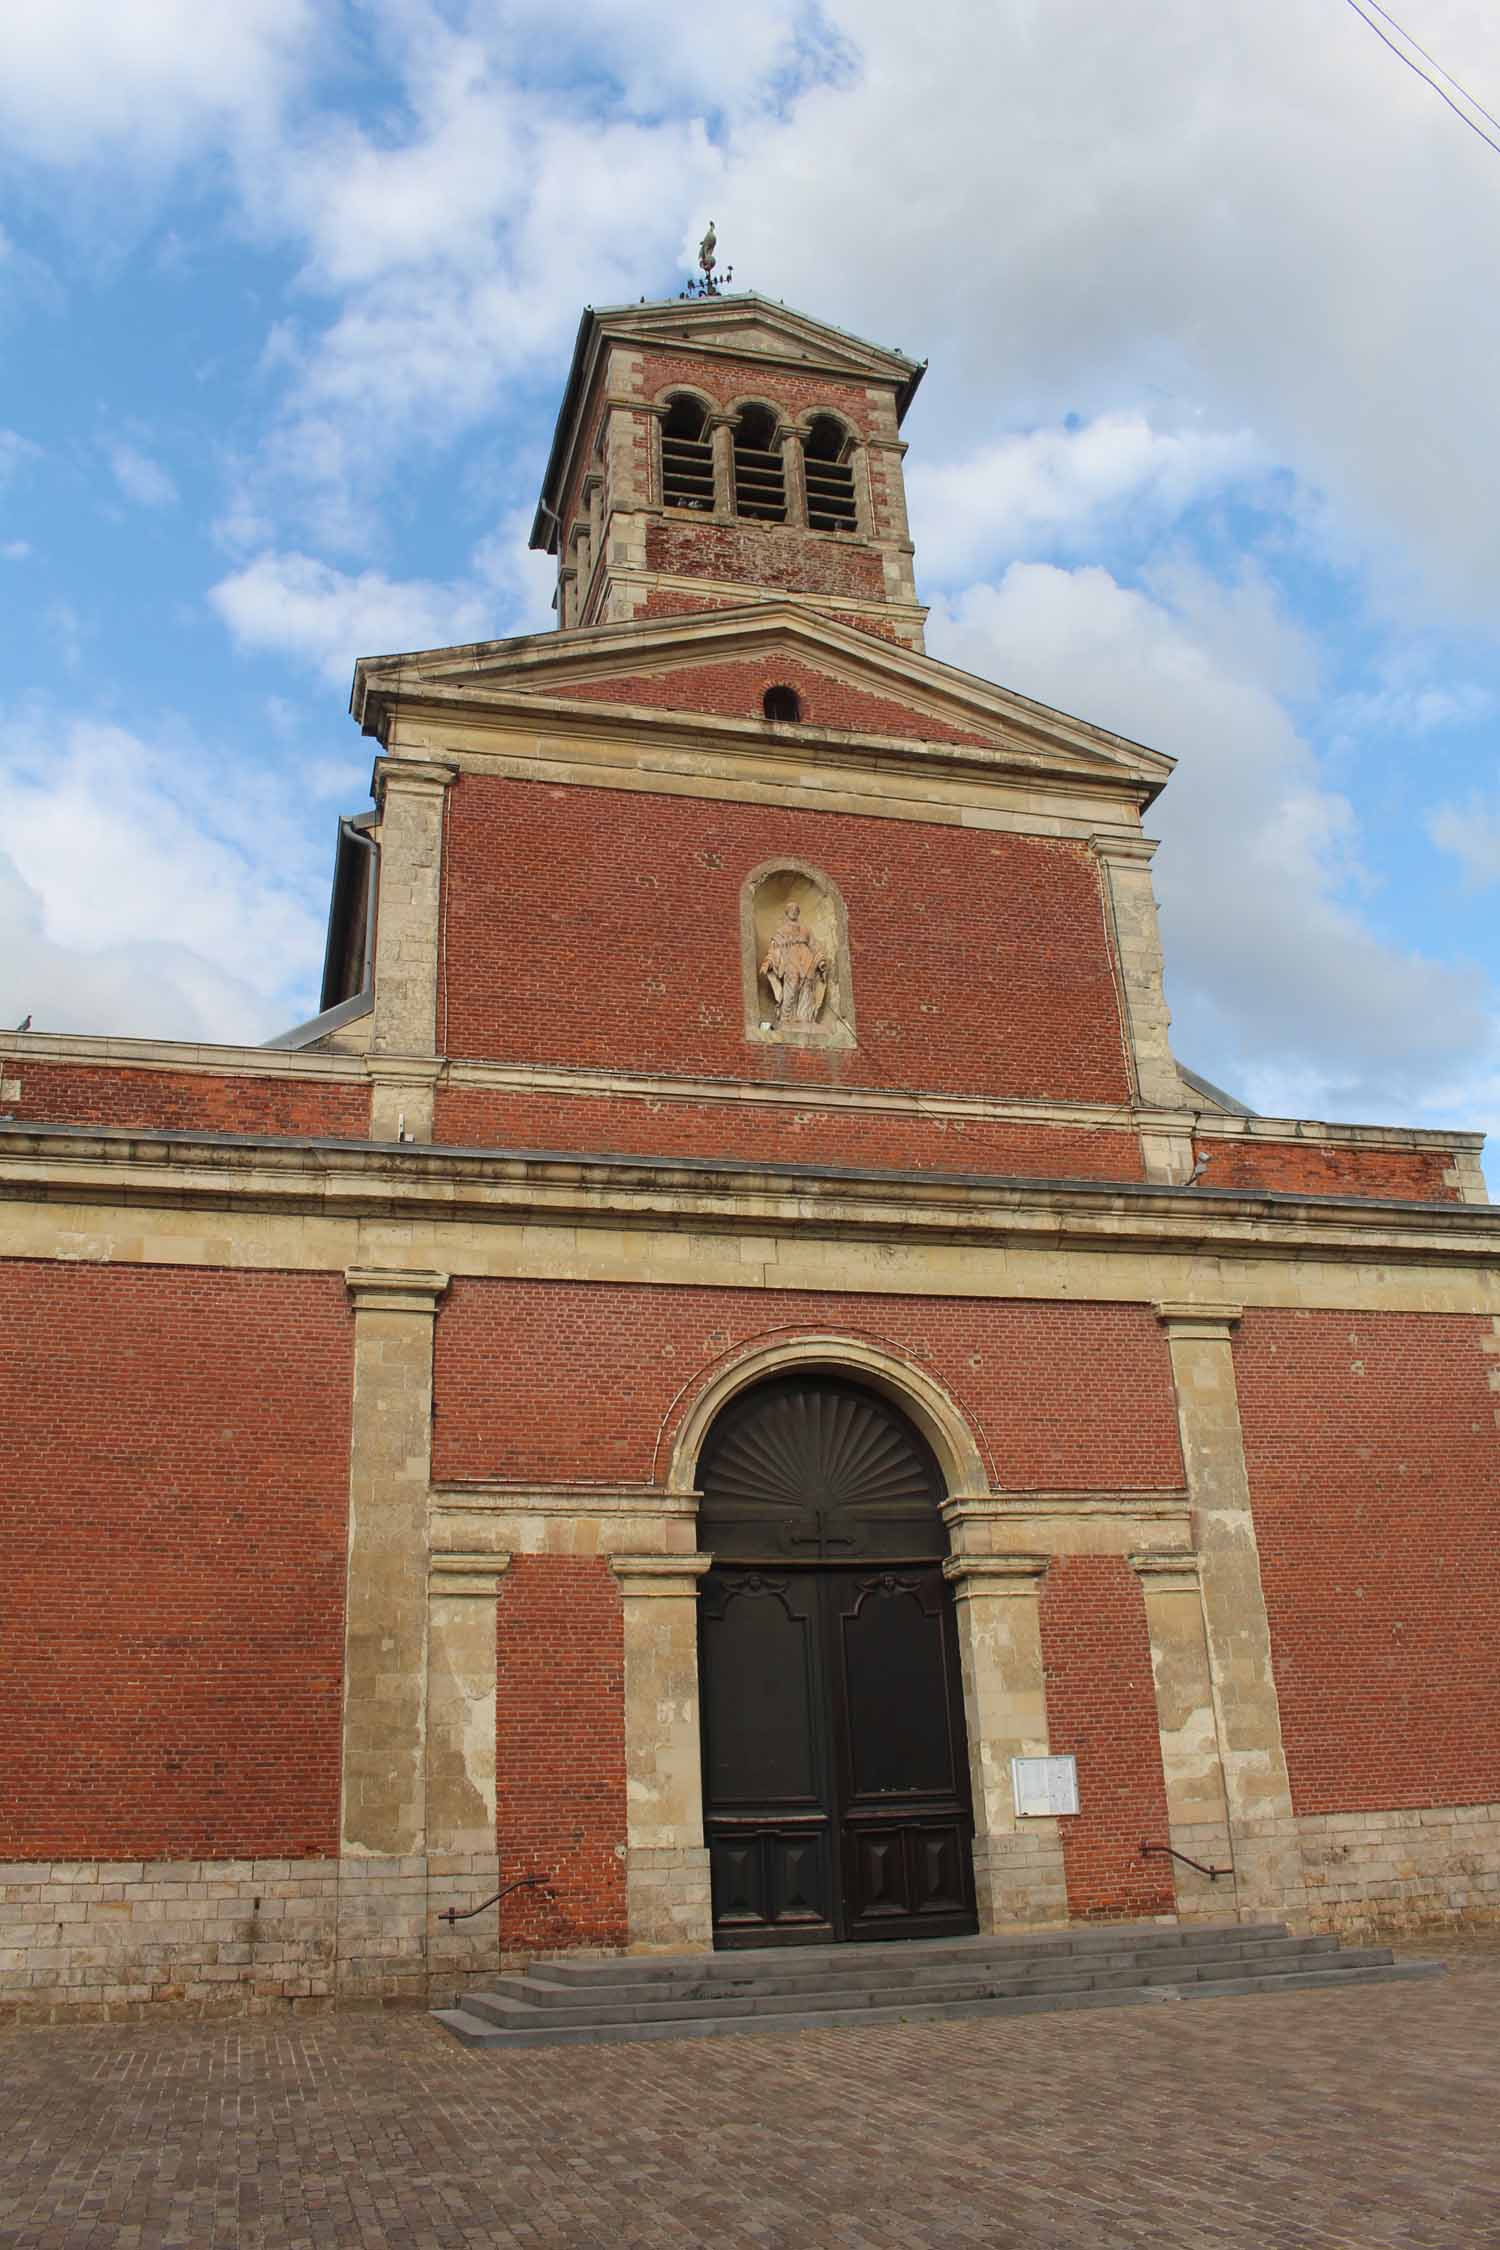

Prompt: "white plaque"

[1010,1754,1079,1818]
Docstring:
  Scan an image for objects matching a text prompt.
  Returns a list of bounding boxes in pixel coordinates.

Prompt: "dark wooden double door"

[697,1374,977,1948]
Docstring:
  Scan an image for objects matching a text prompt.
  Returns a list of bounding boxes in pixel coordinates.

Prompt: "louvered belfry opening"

[661,394,714,511]
[731,402,787,524]
[804,413,858,534]
[697,1373,977,1949]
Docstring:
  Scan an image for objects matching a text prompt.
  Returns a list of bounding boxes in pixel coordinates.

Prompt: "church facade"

[3,292,1498,2021]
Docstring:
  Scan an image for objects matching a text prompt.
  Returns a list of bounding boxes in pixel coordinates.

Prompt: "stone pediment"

[351,603,1174,804]
[586,295,922,399]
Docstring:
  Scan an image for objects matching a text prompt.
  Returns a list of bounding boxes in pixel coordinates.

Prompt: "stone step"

[434,1955,1444,2050]
[531,1919,1280,1987]
[476,1933,1339,2016]
[458,1943,1364,2032]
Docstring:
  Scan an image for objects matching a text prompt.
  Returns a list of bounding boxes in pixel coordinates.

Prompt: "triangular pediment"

[352,603,1174,802]
[588,294,921,396]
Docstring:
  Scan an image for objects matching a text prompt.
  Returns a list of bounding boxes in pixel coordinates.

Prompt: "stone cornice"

[4,1120,1498,1271]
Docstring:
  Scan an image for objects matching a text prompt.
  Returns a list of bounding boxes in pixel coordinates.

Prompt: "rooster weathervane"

[681,221,733,299]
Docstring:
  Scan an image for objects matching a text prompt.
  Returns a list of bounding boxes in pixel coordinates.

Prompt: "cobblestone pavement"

[3,1944,1498,2250]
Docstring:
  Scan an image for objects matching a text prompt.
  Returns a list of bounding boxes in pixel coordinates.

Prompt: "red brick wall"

[433,1085,1144,1183]
[0,1263,352,1861]
[1196,1138,1457,1202]
[432,1281,1183,1494]
[637,591,908,643]
[644,520,889,602]
[635,351,877,437]
[1038,1556,1176,1917]
[495,1557,628,1949]
[440,777,1131,1102]
[555,658,990,744]
[7,1063,370,1140]
[1235,1309,1500,1812]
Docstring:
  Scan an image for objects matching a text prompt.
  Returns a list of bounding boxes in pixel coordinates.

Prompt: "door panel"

[700,1572,836,1943]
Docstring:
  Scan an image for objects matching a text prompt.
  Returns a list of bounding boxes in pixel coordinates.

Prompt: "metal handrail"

[1140,1840,1233,1881]
[439,1873,552,1926]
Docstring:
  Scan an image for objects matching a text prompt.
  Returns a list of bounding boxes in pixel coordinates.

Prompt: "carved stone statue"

[759,901,829,1027]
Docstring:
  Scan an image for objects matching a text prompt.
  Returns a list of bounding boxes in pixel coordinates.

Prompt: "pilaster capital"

[941,1553,1051,1598]
[372,755,459,799]
[1129,1549,1200,1592]
[345,1266,449,1315]
[1089,829,1158,867]
[1155,1301,1243,1339]
[610,1553,714,1599]
[430,1551,511,1599]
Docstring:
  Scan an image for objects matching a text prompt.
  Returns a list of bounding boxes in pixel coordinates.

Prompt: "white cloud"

[0,428,40,485]
[2,712,327,1041]
[908,415,1265,581]
[209,552,493,684]
[1,540,29,561]
[0,0,317,167]
[1428,797,1500,892]
[109,441,178,509]
[929,561,1488,1119]
[209,507,553,681]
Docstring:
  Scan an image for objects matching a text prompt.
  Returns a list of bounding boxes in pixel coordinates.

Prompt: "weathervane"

[681,220,733,299]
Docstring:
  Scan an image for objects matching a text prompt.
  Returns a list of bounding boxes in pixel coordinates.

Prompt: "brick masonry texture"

[432,1280,1185,1492]
[635,350,879,437]
[1037,1556,1177,1919]
[440,776,1132,1100]
[645,518,890,600]
[6,1062,370,1138]
[1235,1309,1500,1814]
[553,656,992,743]
[636,587,910,642]
[1195,1135,1458,1202]
[432,1084,1145,1182]
[0,1263,352,1861]
[495,1558,628,1951]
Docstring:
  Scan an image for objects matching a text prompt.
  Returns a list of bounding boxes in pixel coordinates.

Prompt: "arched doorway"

[697,1372,978,1947]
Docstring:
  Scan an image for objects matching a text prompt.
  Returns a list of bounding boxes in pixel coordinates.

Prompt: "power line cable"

[1342,0,1500,161]
[1359,0,1500,138]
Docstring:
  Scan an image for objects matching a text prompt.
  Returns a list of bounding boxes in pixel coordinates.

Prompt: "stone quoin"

[2,286,1497,2022]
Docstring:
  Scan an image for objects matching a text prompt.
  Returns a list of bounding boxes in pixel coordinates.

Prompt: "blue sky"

[2,0,1497,1169]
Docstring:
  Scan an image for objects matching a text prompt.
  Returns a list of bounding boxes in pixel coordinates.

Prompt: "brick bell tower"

[530,289,928,648]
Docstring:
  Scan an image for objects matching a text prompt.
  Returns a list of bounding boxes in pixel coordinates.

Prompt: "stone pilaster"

[369,756,456,1067]
[941,1554,1069,1930]
[609,1554,714,1952]
[1092,831,1189,1125]
[708,417,735,519]
[1130,1550,1236,1920]
[426,1550,508,1993]
[339,1266,448,2002]
[1156,1304,1307,1921]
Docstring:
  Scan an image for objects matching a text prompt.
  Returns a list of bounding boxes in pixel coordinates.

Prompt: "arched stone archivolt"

[740,856,856,1049]
[662,1331,994,1503]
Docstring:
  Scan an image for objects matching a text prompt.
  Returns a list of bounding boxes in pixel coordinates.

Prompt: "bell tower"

[530,292,928,649]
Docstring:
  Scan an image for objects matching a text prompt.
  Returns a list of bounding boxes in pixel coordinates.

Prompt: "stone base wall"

[973,1827,1069,1931]
[625,1845,713,1952]
[0,1852,504,2024]
[1296,1803,1500,1937]
[1166,1819,1239,1921]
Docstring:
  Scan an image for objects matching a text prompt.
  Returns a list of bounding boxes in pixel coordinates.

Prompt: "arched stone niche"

[740,859,855,1048]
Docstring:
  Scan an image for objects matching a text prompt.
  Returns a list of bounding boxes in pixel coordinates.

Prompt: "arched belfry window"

[804,414,858,533]
[661,394,714,511]
[732,403,786,523]
[763,684,801,723]
[740,859,855,1048]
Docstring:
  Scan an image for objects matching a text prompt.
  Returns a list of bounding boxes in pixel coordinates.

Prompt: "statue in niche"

[760,900,830,1027]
